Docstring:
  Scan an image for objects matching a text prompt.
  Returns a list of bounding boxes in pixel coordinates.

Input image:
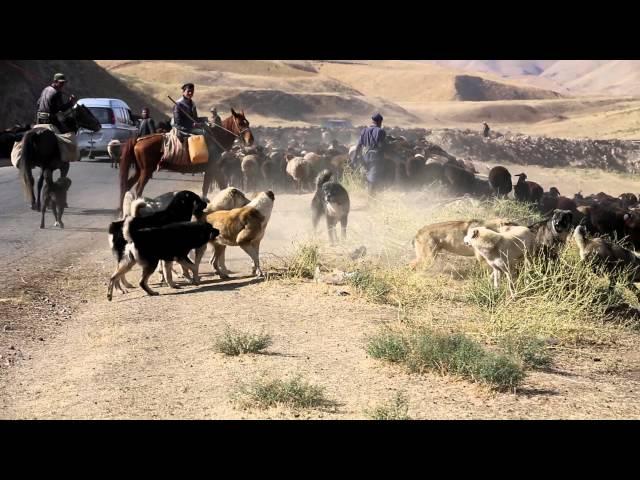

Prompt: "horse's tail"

[19,129,37,201]
[119,138,137,210]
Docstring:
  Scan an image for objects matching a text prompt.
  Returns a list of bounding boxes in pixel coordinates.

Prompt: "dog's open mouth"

[554,221,567,231]
[553,213,572,232]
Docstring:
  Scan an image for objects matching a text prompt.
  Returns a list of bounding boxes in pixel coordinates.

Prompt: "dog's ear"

[472,229,479,239]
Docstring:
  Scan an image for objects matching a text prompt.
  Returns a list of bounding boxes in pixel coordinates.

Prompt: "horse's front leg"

[26,168,36,210]
[203,170,213,199]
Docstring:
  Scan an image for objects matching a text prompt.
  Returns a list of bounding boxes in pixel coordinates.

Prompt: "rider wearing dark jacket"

[173,83,202,137]
[35,73,77,131]
[137,107,156,137]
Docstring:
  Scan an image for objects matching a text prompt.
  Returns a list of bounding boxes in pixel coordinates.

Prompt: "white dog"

[464,225,536,291]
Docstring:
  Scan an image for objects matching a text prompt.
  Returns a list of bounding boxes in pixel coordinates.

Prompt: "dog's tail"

[315,169,333,190]
[123,216,134,243]
[121,191,135,218]
[573,224,588,259]
[130,198,148,218]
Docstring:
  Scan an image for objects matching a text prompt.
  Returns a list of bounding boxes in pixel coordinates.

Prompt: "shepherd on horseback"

[18,73,101,211]
[173,83,204,142]
[118,83,254,210]
[35,73,77,132]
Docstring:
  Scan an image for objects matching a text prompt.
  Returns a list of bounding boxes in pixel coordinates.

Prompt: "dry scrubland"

[250,168,640,417]
[2,167,640,418]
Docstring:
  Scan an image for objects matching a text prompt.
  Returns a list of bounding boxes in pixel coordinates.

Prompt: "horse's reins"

[231,114,251,140]
[167,96,250,149]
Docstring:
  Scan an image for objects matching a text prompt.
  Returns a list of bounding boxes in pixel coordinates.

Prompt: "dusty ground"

[1,162,640,419]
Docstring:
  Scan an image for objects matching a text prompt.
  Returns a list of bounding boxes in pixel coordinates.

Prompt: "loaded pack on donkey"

[117,82,254,212]
[12,73,101,222]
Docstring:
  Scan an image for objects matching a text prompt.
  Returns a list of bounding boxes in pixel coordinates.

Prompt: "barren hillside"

[94,60,563,127]
[429,60,640,97]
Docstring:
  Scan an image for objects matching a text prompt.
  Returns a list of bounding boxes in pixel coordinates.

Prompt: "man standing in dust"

[482,122,491,138]
[352,113,387,197]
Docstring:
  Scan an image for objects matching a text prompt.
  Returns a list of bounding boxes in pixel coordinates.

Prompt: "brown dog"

[410,218,519,269]
[196,191,275,279]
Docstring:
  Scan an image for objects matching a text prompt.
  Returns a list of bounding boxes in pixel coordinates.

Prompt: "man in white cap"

[35,73,77,131]
[482,122,490,138]
[209,106,222,128]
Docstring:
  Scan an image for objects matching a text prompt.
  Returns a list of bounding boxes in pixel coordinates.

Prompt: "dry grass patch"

[233,375,333,411]
[366,326,525,391]
[366,391,411,420]
[466,243,638,345]
[214,325,273,356]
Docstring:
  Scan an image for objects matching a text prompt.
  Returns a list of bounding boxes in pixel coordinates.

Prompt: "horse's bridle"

[232,115,252,145]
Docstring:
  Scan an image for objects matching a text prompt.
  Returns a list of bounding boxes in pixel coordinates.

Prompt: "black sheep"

[443,163,475,195]
[488,166,512,197]
[514,173,543,203]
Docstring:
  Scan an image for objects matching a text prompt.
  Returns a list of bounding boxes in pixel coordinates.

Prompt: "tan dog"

[188,186,252,281]
[196,191,275,279]
[204,186,250,214]
[409,218,519,269]
[463,226,536,290]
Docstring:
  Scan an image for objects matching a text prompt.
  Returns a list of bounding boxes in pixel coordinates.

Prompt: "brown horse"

[118,108,253,209]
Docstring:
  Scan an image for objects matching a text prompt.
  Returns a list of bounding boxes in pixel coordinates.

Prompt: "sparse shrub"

[234,375,330,410]
[283,242,320,279]
[367,327,525,391]
[366,391,411,420]
[348,267,393,303]
[215,326,272,356]
[472,353,525,390]
[498,334,552,369]
[366,331,410,363]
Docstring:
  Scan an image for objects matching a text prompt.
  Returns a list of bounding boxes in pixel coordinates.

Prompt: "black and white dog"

[108,220,219,300]
[311,169,350,243]
[527,209,574,258]
[107,190,207,296]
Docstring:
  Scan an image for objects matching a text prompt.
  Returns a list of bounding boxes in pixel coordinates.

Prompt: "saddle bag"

[187,135,209,164]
